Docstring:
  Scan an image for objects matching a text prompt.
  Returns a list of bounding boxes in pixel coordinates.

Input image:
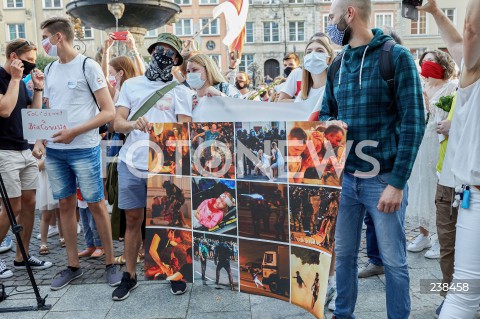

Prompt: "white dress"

[406,81,458,232]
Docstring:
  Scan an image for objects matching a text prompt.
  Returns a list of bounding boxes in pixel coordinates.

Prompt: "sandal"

[114,255,126,265]
[59,238,66,247]
[39,244,49,255]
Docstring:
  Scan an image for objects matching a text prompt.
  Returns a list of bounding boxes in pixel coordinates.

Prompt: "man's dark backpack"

[45,57,108,134]
[327,39,397,116]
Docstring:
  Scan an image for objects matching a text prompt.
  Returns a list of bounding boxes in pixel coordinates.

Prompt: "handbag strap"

[130,81,178,121]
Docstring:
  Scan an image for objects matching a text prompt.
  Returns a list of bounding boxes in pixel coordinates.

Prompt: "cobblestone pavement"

[0,211,477,319]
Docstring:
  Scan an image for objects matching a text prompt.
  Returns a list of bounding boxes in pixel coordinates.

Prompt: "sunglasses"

[154,46,176,58]
[12,40,35,53]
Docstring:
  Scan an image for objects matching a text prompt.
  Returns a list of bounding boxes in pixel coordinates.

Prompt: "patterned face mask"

[145,46,176,82]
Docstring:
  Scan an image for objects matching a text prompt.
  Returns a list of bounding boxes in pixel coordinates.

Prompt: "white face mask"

[303,51,329,75]
[186,72,206,90]
[42,36,58,57]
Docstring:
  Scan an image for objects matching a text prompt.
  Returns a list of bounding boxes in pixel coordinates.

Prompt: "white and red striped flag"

[212,0,249,58]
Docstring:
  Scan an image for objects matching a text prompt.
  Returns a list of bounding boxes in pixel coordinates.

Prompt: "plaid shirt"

[320,30,425,189]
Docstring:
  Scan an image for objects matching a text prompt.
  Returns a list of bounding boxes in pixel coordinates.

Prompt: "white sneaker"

[77,223,82,234]
[407,234,432,252]
[0,259,13,279]
[36,225,59,240]
[425,239,440,259]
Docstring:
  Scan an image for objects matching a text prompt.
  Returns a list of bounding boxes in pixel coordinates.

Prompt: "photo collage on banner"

[145,121,347,319]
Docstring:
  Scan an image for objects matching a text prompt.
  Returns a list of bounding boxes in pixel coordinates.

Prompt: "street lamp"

[272,0,288,56]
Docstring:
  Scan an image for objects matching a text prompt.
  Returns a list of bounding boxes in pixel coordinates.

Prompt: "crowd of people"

[0,0,479,317]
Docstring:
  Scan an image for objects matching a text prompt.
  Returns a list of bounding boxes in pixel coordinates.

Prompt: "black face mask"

[145,46,175,82]
[260,91,267,98]
[21,60,36,76]
[284,67,293,77]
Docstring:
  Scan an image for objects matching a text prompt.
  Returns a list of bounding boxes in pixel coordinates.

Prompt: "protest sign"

[144,118,345,319]
[21,109,68,140]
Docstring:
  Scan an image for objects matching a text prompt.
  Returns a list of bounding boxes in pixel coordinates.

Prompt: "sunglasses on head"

[13,40,35,53]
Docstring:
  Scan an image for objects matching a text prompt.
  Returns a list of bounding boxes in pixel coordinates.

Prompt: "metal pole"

[283,3,287,56]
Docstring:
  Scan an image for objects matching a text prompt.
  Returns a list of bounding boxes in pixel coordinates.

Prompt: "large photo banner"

[143,101,346,319]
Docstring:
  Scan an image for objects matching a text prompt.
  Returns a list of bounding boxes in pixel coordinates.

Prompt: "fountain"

[66,0,181,55]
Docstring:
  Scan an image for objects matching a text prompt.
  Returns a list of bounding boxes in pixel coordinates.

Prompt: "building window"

[375,13,393,28]
[263,22,279,43]
[288,0,304,3]
[43,0,62,8]
[8,24,25,40]
[209,55,221,68]
[410,48,426,60]
[145,29,158,38]
[323,14,329,34]
[6,0,23,8]
[174,0,190,5]
[201,18,219,35]
[174,19,193,36]
[411,11,427,35]
[200,0,218,4]
[246,22,254,43]
[239,54,254,72]
[83,27,94,39]
[289,21,305,42]
[442,8,455,24]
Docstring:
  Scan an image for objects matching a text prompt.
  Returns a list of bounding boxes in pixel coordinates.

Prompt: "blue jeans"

[334,172,410,319]
[46,146,104,203]
[364,211,384,266]
[79,207,102,248]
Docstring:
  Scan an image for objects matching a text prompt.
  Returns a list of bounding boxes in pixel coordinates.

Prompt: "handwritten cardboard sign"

[21,109,68,140]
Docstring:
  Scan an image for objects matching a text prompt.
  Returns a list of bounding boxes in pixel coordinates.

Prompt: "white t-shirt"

[44,54,106,149]
[116,76,193,171]
[240,91,260,101]
[280,67,302,97]
[295,86,326,116]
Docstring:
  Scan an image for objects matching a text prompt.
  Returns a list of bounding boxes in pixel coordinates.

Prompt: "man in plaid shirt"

[320,0,425,318]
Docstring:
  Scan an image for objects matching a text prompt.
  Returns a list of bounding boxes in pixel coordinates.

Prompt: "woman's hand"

[205,86,224,97]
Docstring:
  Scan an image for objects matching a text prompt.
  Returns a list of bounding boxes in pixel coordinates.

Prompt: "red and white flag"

[212,0,249,58]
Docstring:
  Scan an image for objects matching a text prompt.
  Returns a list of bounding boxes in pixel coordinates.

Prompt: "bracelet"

[229,67,236,70]
[130,49,139,57]
[34,87,44,92]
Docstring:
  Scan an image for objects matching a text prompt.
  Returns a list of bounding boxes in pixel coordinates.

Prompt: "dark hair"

[40,17,75,43]
[186,247,192,258]
[381,27,403,45]
[283,53,300,65]
[289,127,307,141]
[324,125,344,136]
[6,39,37,58]
[419,49,456,80]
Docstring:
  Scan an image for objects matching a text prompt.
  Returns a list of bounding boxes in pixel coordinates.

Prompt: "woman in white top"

[406,49,458,258]
[293,38,335,121]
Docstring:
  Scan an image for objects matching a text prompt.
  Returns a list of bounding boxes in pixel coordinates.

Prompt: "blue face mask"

[327,12,351,46]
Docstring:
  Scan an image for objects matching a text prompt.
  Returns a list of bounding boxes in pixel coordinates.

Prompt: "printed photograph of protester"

[239,238,290,302]
[235,122,287,182]
[192,177,237,235]
[237,181,288,243]
[290,246,331,319]
[190,122,235,179]
[146,175,191,229]
[287,121,346,187]
[148,122,190,176]
[289,185,340,254]
[193,232,239,290]
[144,228,193,283]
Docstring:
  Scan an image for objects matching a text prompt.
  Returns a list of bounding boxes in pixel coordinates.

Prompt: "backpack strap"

[379,39,396,98]
[82,56,100,111]
[325,51,345,119]
[130,81,178,122]
[44,60,56,76]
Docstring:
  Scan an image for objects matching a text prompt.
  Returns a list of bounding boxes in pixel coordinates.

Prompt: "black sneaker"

[112,272,138,301]
[14,256,53,270]
[170,280,187,295]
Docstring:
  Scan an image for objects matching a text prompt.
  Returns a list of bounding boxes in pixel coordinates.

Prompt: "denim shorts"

[46,146,104,203]
[117,160,148,210]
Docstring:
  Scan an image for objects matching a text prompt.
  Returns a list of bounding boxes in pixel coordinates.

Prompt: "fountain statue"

[66,0,181,55]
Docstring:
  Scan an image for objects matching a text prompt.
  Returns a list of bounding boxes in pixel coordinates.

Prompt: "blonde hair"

[301,38,334,101]
[187,54,226,86]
